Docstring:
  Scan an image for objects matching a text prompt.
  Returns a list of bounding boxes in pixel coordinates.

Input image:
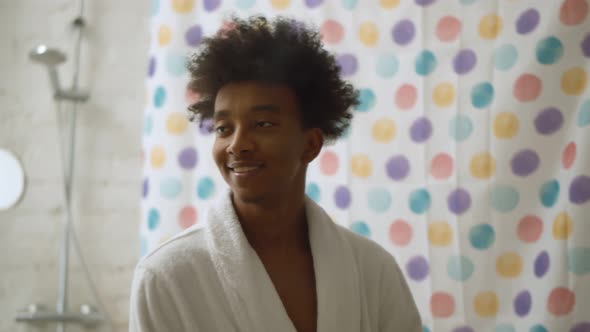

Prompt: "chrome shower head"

[29,45,67,66]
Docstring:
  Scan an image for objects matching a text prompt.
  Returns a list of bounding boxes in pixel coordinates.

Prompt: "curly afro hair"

[186,15,359,142]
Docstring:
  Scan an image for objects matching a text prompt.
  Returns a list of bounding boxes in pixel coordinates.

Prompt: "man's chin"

[230,187,267,204]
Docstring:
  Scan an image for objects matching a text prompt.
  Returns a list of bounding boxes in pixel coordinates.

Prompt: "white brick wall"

[0,1,149,331]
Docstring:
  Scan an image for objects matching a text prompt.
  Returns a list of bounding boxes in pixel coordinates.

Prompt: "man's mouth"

[230,166,262,174]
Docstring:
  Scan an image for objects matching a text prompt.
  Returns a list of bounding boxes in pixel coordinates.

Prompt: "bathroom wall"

[0,1,149,331]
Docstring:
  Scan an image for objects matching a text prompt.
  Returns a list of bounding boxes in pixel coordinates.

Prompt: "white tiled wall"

[0,1,149,331]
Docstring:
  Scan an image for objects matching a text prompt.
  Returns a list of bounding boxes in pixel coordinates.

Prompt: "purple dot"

[514,290,532,317]
[148,56,156,77]
[337,53,358,76]
[203,0,220,11]
[142,178,149,198]
[178,147,198,169]
[406,255,429,281]
[386,155,410,181]
[448,188,471,215]
[453,327,474,332]
[392,19,415,45]
[516,8,540,34]
[415,0,435,6]
[582,34,590,58]
[334,185,351,209]
[410,117,433,143]
[453,49,477,74]
[511,149,540,177]
[569,175,590,204]
[571,322,590,332]
[305,0,323,8]
[535,107,563,135]
[534,250,550,278]
[185,25,203,47]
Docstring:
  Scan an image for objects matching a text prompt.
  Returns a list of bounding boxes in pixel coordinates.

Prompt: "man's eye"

[215,126,227,133]
[257,121,273,128]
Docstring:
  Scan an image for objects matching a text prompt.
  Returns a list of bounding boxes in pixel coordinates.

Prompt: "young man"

[129,15,421,332]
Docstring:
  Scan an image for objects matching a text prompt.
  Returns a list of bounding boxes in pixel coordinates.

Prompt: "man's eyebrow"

[213,104,280,120]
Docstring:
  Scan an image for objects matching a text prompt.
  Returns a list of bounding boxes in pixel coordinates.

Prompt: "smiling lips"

[227,162,264,175]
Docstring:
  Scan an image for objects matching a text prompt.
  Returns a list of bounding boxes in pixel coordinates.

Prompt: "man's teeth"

[233,166,259,173]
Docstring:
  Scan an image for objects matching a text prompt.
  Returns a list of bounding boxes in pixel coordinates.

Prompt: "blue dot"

[447,255,475,281]
[449,114,473,141]
[341,0,357,9]
[471,82,494,108]
[460,0,476,4]
[539,179,559,207]
[529,325,548,332]
[197,177,215,199]
[495,324,516,332]
[491,185,520,213]
[495,44,518,71]
[422,326,431,332]
[578,99,590,127]
[350,221,371,237]
[376,53,399,78]
[568,247,590,275]
[140,236,149,256]
[306,182,321,202]
[368,187,392,213]
[409,188,431,214]
[355,88,376,112]
[236,0,256,10]
[415,50,437,76]
[469,224,495,250]
[166,53,187,76]
[151,0,159,16]
[144,114,153,136]
[147,208,160,230]
[160,177,182,199]
[154,86,166,108]
[536,36,564,65]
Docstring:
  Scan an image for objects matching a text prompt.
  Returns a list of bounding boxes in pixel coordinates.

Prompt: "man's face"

[212,81,321,203]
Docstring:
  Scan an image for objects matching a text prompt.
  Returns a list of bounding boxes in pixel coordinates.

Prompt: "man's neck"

[231,190,309,253]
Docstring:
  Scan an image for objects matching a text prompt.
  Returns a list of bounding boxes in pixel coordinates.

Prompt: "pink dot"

[395,84,417,110]
[560,0,588,26]
[562,142,576,169]
[185,85,200,104]
[430,153,454,179]
[321,20,344,44]
[547,287,575,316]
[319,150,339,175]
[514,73,542,102]
[517,215,543,243]
[431,292,455,318]
[436,16,461,42]
[389,219,412,246]
[178,206,197,229]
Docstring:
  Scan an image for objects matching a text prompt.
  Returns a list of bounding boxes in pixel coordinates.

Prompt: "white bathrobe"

[129,189,422,332]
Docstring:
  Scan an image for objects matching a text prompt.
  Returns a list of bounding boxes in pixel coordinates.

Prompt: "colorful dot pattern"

[142,1,590,331]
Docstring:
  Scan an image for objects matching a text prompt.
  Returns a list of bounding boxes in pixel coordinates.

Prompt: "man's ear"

[302,128,324,163]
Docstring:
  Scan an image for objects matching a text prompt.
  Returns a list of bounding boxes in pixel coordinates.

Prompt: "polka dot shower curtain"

[141,0,590,330]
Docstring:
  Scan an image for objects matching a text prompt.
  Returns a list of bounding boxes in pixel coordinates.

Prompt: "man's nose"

[227,127,255,156]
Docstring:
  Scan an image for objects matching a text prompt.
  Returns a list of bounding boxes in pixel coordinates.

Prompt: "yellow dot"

[478,14,502,40]
[150,146,166,169]
[470,152,496,179]
[172,0,194,13]
[493,112,519,139]
[553,212,573,239]
[428,222,453,246]
[359,22,379,47]
[380,0,400,9]
[158,25,172,46]
[496,252,523,278]
[474,292,499,317]
[270,0,291,9]
[561,67,587,96]
[432,82,455,107]
[372,118,396,143]
[351,154,372,178]
[166,112,189,134]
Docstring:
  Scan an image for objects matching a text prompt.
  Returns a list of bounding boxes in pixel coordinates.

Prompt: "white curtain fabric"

[141,0,590,331]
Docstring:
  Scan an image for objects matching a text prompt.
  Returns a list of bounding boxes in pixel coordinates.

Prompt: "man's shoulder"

[136,223,211,274]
